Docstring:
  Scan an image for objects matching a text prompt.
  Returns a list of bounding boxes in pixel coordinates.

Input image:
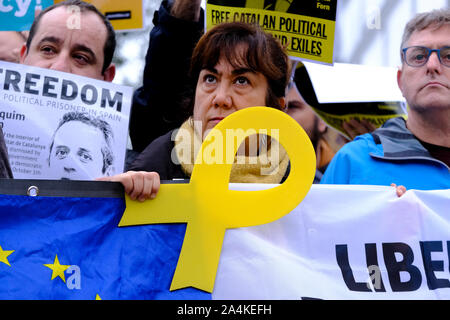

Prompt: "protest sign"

[54,0,144,31]
[206,0,337,65]
[214,184,450,300]
[120,107,316,292]
[0,181,449,299]
[0,0,53,31]
[294,62,407,139]
[0,61,132,180]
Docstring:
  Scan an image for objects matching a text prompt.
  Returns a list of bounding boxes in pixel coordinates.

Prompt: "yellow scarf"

[174,119,289,183]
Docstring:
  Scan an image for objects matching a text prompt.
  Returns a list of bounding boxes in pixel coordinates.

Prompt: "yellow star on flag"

[0,245,14,267]
[44,255,70,283]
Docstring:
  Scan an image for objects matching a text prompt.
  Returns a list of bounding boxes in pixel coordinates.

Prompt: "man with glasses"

[321,9,450,190]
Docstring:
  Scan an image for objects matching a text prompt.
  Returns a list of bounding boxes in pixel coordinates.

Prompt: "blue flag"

[0,179,209,300]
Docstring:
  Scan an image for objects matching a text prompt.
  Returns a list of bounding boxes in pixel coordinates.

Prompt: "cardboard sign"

[206,0,337,65]
[54,0,144,31]
[294,62,407,139]
[120,107,316,292]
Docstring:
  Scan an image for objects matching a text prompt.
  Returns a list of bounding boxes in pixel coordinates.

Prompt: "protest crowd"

[0,0,448,300]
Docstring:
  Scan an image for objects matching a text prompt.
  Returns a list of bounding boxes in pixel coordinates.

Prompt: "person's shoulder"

[140,130,175,158]
[149,130,175,149]
[320,133,378,184]
[338,133,378,157]
[129,130,175,172]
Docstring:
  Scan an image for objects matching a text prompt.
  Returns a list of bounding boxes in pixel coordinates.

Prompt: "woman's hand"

[97,171,160,202]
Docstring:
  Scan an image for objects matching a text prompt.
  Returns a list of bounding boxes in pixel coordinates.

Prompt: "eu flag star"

[0,245,14,267]
[44,255,70,282]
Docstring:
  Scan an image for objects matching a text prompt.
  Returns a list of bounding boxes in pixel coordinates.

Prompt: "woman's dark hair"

[185,22,290,115]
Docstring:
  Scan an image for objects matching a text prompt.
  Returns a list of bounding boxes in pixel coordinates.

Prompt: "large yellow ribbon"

[119,107,316,292]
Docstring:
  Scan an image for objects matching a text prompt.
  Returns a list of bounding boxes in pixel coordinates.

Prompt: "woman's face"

[193,54,275,139]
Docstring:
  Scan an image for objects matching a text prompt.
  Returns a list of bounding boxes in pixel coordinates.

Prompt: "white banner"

[0,61,132,180]
[215,184,450,299]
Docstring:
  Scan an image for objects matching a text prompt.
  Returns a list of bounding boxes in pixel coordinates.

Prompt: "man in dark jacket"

[129,0,204,153]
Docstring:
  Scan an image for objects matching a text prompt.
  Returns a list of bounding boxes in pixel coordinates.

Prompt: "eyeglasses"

[402,46,450,67]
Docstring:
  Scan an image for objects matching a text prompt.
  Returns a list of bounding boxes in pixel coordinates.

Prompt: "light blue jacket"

[321,118,450,190]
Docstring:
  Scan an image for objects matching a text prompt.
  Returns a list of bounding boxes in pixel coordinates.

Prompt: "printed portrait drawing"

[47,111,115,180]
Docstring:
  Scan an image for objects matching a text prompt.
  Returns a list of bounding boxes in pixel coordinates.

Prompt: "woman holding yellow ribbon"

[101,22,291,201]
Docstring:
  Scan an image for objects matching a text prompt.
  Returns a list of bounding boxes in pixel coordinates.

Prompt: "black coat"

[128,130,187,181]
[129,1,204,152]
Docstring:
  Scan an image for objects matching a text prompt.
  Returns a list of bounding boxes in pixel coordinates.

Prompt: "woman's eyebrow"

[203,67,218,74]
[232,68,255,76]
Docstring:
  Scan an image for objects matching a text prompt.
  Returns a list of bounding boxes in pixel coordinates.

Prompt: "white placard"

[214,184,450,300]
[303,61,406,103]
[0,61,132,180]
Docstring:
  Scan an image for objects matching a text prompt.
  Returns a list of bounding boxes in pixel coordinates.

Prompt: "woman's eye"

[204,74,216,84]
[235,76,249,85]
